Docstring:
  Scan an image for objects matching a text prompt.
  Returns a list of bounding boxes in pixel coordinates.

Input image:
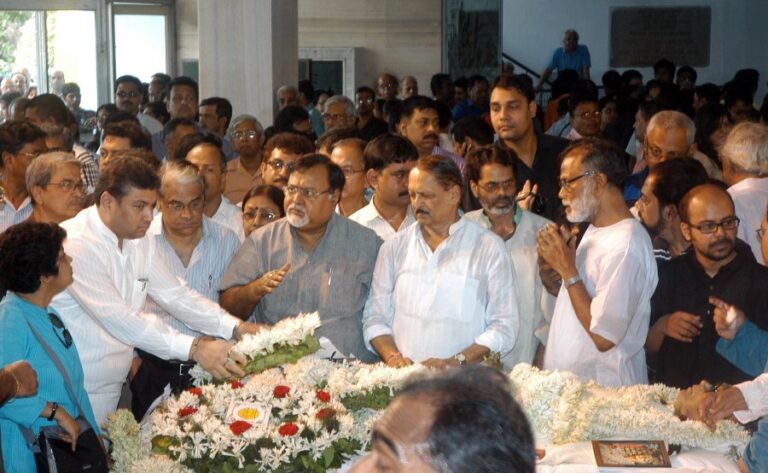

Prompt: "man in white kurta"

[362,155,519,367]
[538,139,657,387]
[51,157,258,424]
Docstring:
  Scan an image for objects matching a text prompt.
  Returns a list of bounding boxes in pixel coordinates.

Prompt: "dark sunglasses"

[48,312,73,349]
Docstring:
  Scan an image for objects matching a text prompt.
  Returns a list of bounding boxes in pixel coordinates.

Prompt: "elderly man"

[643,110,721,179]
[179,133,244,241]
[51,156,263,425]
[276,85,299,110]
[25,151,85,224]
[322,95,356,132]
[377,73,399,101]
[399,76,419,100]
[363,156,519,368]
[221,154,381,360]
[132,161,241,419]
[0,120,47,232]
[538,139,657,386]
[537,29,591,90]
[397,96,466,175]
[466,146,555,367]
[225,114,265,203]
[114,75,163,134]
[330,138,369,216]
[350,134,418,240]
[722,122,768,263]
[260,132,315,189]
[349,365,536,473]
[648,184,768,388]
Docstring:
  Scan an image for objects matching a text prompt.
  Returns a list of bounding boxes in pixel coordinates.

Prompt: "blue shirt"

[0,292,99,472]
[547,45,591,74]
[451,99,489,122]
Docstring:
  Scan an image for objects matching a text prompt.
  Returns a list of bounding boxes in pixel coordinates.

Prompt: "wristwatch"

[453,353,466,366]
[48,402,59,421]
[563,275,582,288]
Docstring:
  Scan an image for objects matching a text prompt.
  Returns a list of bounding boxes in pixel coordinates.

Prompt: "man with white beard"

[220,154,381,361]
[536,138,657,387]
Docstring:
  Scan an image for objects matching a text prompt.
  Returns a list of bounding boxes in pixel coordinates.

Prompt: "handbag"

[17,320,109,473]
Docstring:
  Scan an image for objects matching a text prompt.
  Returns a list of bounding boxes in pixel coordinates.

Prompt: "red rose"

[187,387,203,397]
[273,385,290,398]
[278,422,299,437]
[315,390,331,403]
[315,408,336,420]
[178,406,198,417]
[229,420,252,436]
[230,380,243,389]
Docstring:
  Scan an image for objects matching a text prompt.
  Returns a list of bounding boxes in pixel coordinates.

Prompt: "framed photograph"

[592,440,671,468]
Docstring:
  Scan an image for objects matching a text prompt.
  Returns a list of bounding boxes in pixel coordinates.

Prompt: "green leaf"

[322,446,335,467]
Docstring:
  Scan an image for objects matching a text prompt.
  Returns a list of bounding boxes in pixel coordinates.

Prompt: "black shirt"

[358,117,389,142]
[650,240,768,388]
[504,133,569,223]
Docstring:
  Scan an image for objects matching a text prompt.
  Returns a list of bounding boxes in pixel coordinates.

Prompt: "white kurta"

[729,177,768,264]
[465,209,556,368]
[52,206,240,424]
[212,196,245,242]
[349,199,416,241]
[362,216,519,361]
[544,218,658,387]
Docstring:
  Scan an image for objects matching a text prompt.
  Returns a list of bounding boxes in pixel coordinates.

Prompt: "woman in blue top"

[0,222,100,472]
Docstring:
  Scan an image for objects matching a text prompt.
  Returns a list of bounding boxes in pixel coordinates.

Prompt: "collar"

[86,205,121,248]
[477,205,522,228]
[148,213,213,243]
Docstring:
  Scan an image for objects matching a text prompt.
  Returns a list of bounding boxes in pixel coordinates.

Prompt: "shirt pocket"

[319,262,365,314]
[130,276,149,310]
[434,273,481,323]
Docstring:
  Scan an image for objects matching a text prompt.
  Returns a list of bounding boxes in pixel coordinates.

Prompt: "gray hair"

[228,114,264,138]
[159,160,205,197]
[646,110,696,146]
[276,85,297,97]
[323,95,355,117]
[25,151,81,197]
[720,122,768,176]
[564,29,579,42]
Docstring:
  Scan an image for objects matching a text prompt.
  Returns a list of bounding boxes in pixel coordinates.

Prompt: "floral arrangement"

[104,313,749,472]
[509,364,750,451]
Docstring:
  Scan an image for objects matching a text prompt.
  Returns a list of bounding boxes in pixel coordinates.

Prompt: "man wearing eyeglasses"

[330,138,369,216]
[25,151,85,225]
[221,154,382,362]
[259,132,315,190]
[566,93,601,140]
[0,120,47,232]
[537,139,657,387]
[465,146,555,368]
[355,86,388,142]
[114,75,163,135]
[132,161,241,419]
[322,95,356,132]
[648,183,768,389]
[225,114,265,204]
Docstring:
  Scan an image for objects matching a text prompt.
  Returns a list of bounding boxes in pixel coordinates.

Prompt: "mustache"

[287,204,306,213]
[423,133,439,141]
[398,191,410,197]
[415,208,429,215]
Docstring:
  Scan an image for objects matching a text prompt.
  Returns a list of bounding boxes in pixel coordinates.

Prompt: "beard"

[701,237,736,261]
[563,182,598,223]
[481,195,516,217]
[286,204,310,228]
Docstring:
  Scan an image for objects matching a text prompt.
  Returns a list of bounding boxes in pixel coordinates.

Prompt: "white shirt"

[51,206,240,423]
[465,208,556,367]
[349,198,416,241]
[362,216,519,362]
[734,373,768,423]
[137,112,163,135]
[0,194,32,233]
[729,177,768,264]
[212,195,245,242]
[544,218,658,387]
[144,214,241,337]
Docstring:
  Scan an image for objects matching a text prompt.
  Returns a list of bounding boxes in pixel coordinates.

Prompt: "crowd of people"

[2,27,768,471]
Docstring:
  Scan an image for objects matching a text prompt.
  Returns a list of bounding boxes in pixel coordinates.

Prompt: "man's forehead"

[116,82,138,92]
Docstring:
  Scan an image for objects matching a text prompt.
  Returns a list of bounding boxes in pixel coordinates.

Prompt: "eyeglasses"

[48,312,73,349]
[266,159,296,172]
[322,113,348,122]
[558,170,598,190]
[233,130,260,140]
[340,167,365,177]
[576,110,601,120]
[686,216,740,234]
[477,178,516,194]
[115,91,140,99]
[357,98,374,105]
[46,180,85,192]
[285,185,332,199]
[165,199,205,213]
[171,95,197,104]
[644,143,687,160]
[244,208,278,222]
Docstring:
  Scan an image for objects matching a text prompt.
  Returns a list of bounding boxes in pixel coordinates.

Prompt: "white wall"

[503,0,768,101]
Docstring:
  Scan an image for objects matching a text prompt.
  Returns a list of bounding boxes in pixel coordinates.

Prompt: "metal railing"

[502,52,551,107]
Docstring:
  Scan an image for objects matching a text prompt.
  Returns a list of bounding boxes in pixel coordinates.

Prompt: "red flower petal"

[273,385,291,398]
[315,390,331,403]
[229,420,252,436]
[315,408,336,420]
[178,406,198,417]
[230,380,244,389]
[278,422,299,437]
[187,387,203,397]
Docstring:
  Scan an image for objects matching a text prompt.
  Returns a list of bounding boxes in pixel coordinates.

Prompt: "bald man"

[648,184,768,388]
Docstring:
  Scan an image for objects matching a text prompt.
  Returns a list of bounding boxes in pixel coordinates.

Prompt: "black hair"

[173,132,226,171]
[266,131,315,156]
[384,99,404,133]
[199,97,233,129]
[723,81,755,110]
[289,153,346,194]
[399,96,438,123]
[103,122,153,151]
[143,101,170,124]
[298,79,315,101]
[561,138,628,187]
[649,158,709,208]
[621,69,643,85]
[162,117,198,140]
[28,94,69,125]
[96,103,119,117]
[103,110,140,127]
[95,156,160,205]
[61,83,80,97]
[0,120,46,157]
[430,73,452,97]
[114,75,142,93]
[242,184,286,218]
[396,365,535,473]
[466,144,517,184]
[452,116,494,147]
[274,105,310,133]
[356,86,375,97]
[363,133,418,171]
[601,70,622,91]
[167,76,199,101]
[654,58,676,76]
[492,74,535,102]
[0,222,66,294]
[694,102,732,166]
[676,66,697,83]
[694,83,721,105]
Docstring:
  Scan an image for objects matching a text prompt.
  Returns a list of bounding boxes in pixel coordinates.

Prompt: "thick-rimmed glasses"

[558,171,598,190]
[687,216,740,234]
[46,180,85,193]
[285,185,331,199]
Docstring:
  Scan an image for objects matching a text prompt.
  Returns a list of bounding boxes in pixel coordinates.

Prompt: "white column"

[197,0,298,128]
